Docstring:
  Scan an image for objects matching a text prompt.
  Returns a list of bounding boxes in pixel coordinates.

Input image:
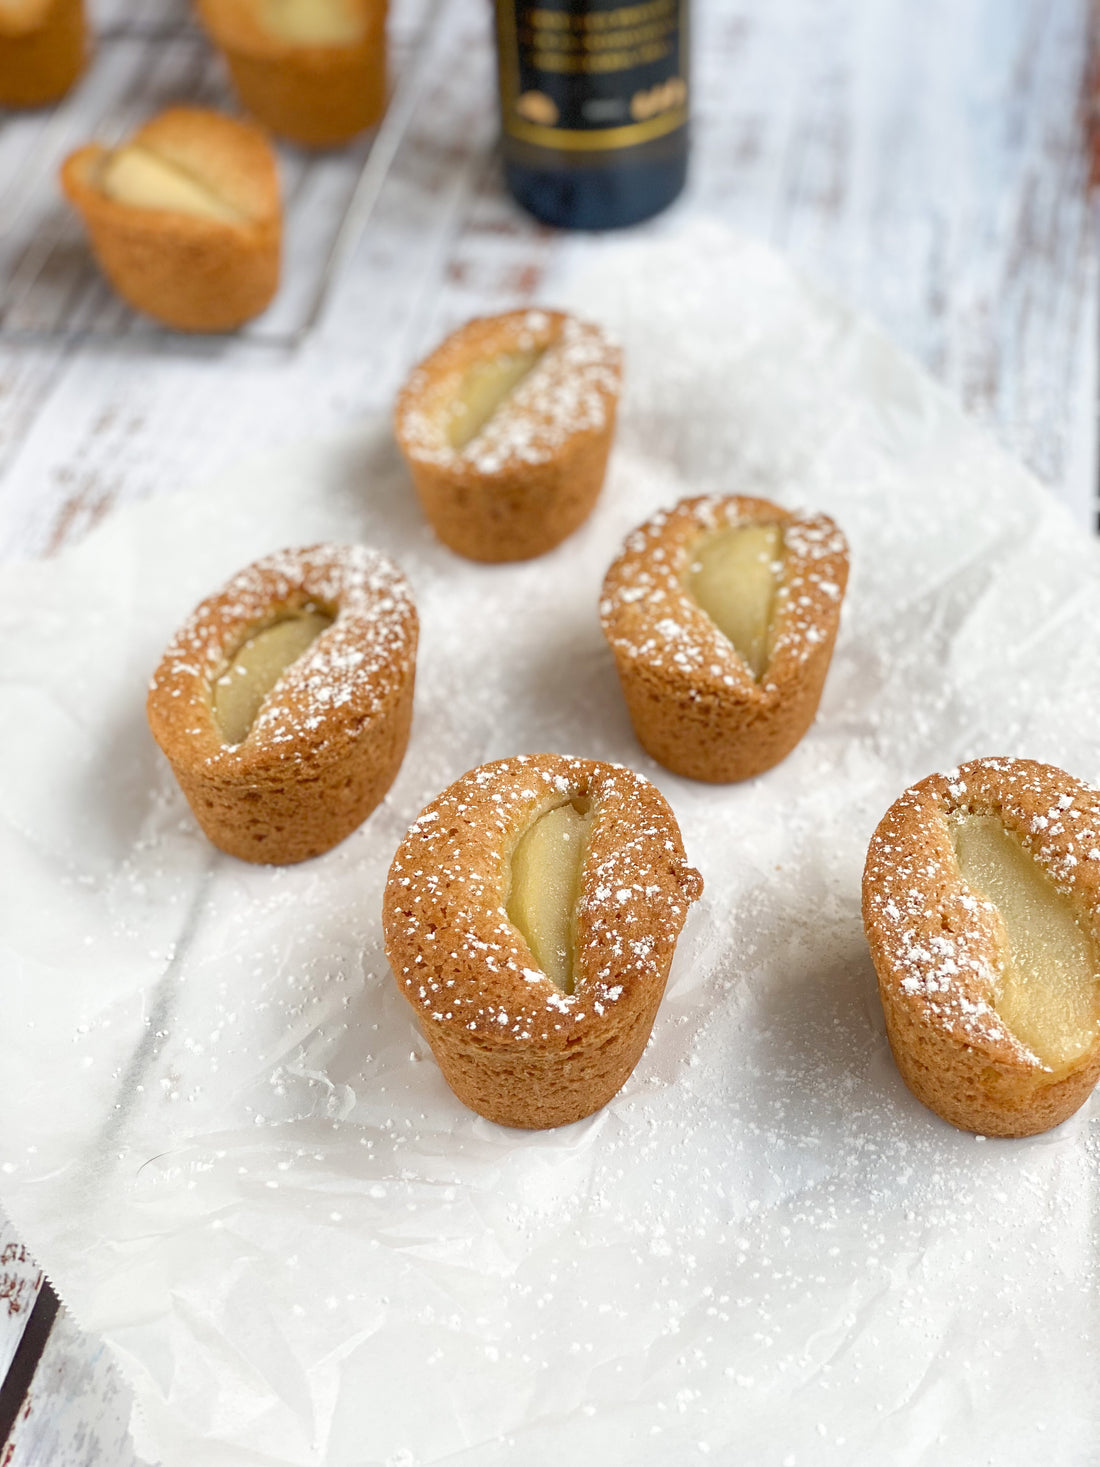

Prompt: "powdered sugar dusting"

[384,754,702,1044]
[864,757,1100,1063]
[397,310,621,475]
[7,226,1100,1467]
[149,543,417,767]
[600,494,848,693]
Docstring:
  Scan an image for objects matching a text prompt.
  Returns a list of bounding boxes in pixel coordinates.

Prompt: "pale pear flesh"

[507,798,594,995]
[212,609,333,746]
[100,146,244,224]
[261,0,365,44]
[446,348,545,451]
[686,523,783,680]
[951,813,1100,1068]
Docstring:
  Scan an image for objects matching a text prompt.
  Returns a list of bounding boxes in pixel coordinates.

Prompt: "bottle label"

[496,0,688,152]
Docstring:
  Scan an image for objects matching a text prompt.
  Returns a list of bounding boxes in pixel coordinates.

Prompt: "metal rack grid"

[0,0,442,350]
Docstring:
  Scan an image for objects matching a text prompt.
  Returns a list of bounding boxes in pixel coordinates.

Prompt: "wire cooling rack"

[0,0,442,349]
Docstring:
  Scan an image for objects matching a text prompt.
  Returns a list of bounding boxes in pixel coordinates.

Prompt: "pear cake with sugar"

[197,0,387,147]
[383,754,703,1129]
[61,107,281,332]
[863,757,1100,1137]
[147,544,417,865]
[0,0,86,106]
[600,494,849,782]
[394,309,622,563]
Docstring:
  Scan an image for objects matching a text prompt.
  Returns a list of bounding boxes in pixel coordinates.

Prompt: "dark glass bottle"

[494,0,689,231]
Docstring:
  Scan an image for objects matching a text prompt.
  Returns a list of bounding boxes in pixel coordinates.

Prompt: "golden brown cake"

[196,0,386,148]
[600,494,849,783]
[394,309,622,563]
[0,0,87,107]
[383,753,703,1128]
[147,544,417,865]
[863,757,1100,1137]
[60,107,281,333]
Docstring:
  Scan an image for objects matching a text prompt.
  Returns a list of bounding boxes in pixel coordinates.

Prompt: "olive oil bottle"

[494,0,689,230]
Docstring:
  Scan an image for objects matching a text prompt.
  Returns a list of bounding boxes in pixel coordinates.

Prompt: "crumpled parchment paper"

[1,224,1099,1466]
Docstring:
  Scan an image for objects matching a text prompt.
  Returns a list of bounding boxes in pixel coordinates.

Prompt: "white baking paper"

[2,224,1099,1466]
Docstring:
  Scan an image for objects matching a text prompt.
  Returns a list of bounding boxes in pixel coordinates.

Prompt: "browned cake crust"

[394,310,622,563]
[600,495,849,783]
[60,107,281,333]
[863,758,1100,1137]
[196,0,387,147]
[147,544,417,865]
[0,0,87,107]
[383,754,703,1128]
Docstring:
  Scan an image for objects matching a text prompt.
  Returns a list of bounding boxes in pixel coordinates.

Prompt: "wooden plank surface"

[0,0,1095,566]
[0,0,1096,1461]
[0,1219,43,1385]
[1,1307,140,1467]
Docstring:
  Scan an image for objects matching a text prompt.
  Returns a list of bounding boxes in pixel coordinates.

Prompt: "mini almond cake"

[147,544,417,865]
[600,495,849,783]
[0,0,87,107]
[394,309,622,563]
[383,754,703,1129]
[196,0,387,147]
[61,107,281,333]
[863,758,1100,1137]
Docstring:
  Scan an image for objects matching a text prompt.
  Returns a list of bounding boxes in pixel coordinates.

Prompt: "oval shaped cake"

[394,309,622,563]
[863,757,1100,1137]
[0,0,87,106]
[61,106,281,333]
[600,494,849,782]
[196,0,387,148]
[383,753,703,1128]
[147,543,417,864]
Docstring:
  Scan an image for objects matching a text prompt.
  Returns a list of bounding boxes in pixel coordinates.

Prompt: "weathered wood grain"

[0,0,1096,1462]
[0,1218,43,1386]
[2,1308,142,1467]
[0,0,1095,566]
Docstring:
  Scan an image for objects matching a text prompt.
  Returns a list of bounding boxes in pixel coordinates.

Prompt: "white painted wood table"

[0,0,1096,1459]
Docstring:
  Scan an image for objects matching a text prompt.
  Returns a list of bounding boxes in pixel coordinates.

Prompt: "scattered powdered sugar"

[467,317,619,473]
[149,543,417,766]
[385,753,701,1043]
[600,494,848,691]
[397,310,621,474]
[864,756,1100,1062]
[5,227,1100,1467]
